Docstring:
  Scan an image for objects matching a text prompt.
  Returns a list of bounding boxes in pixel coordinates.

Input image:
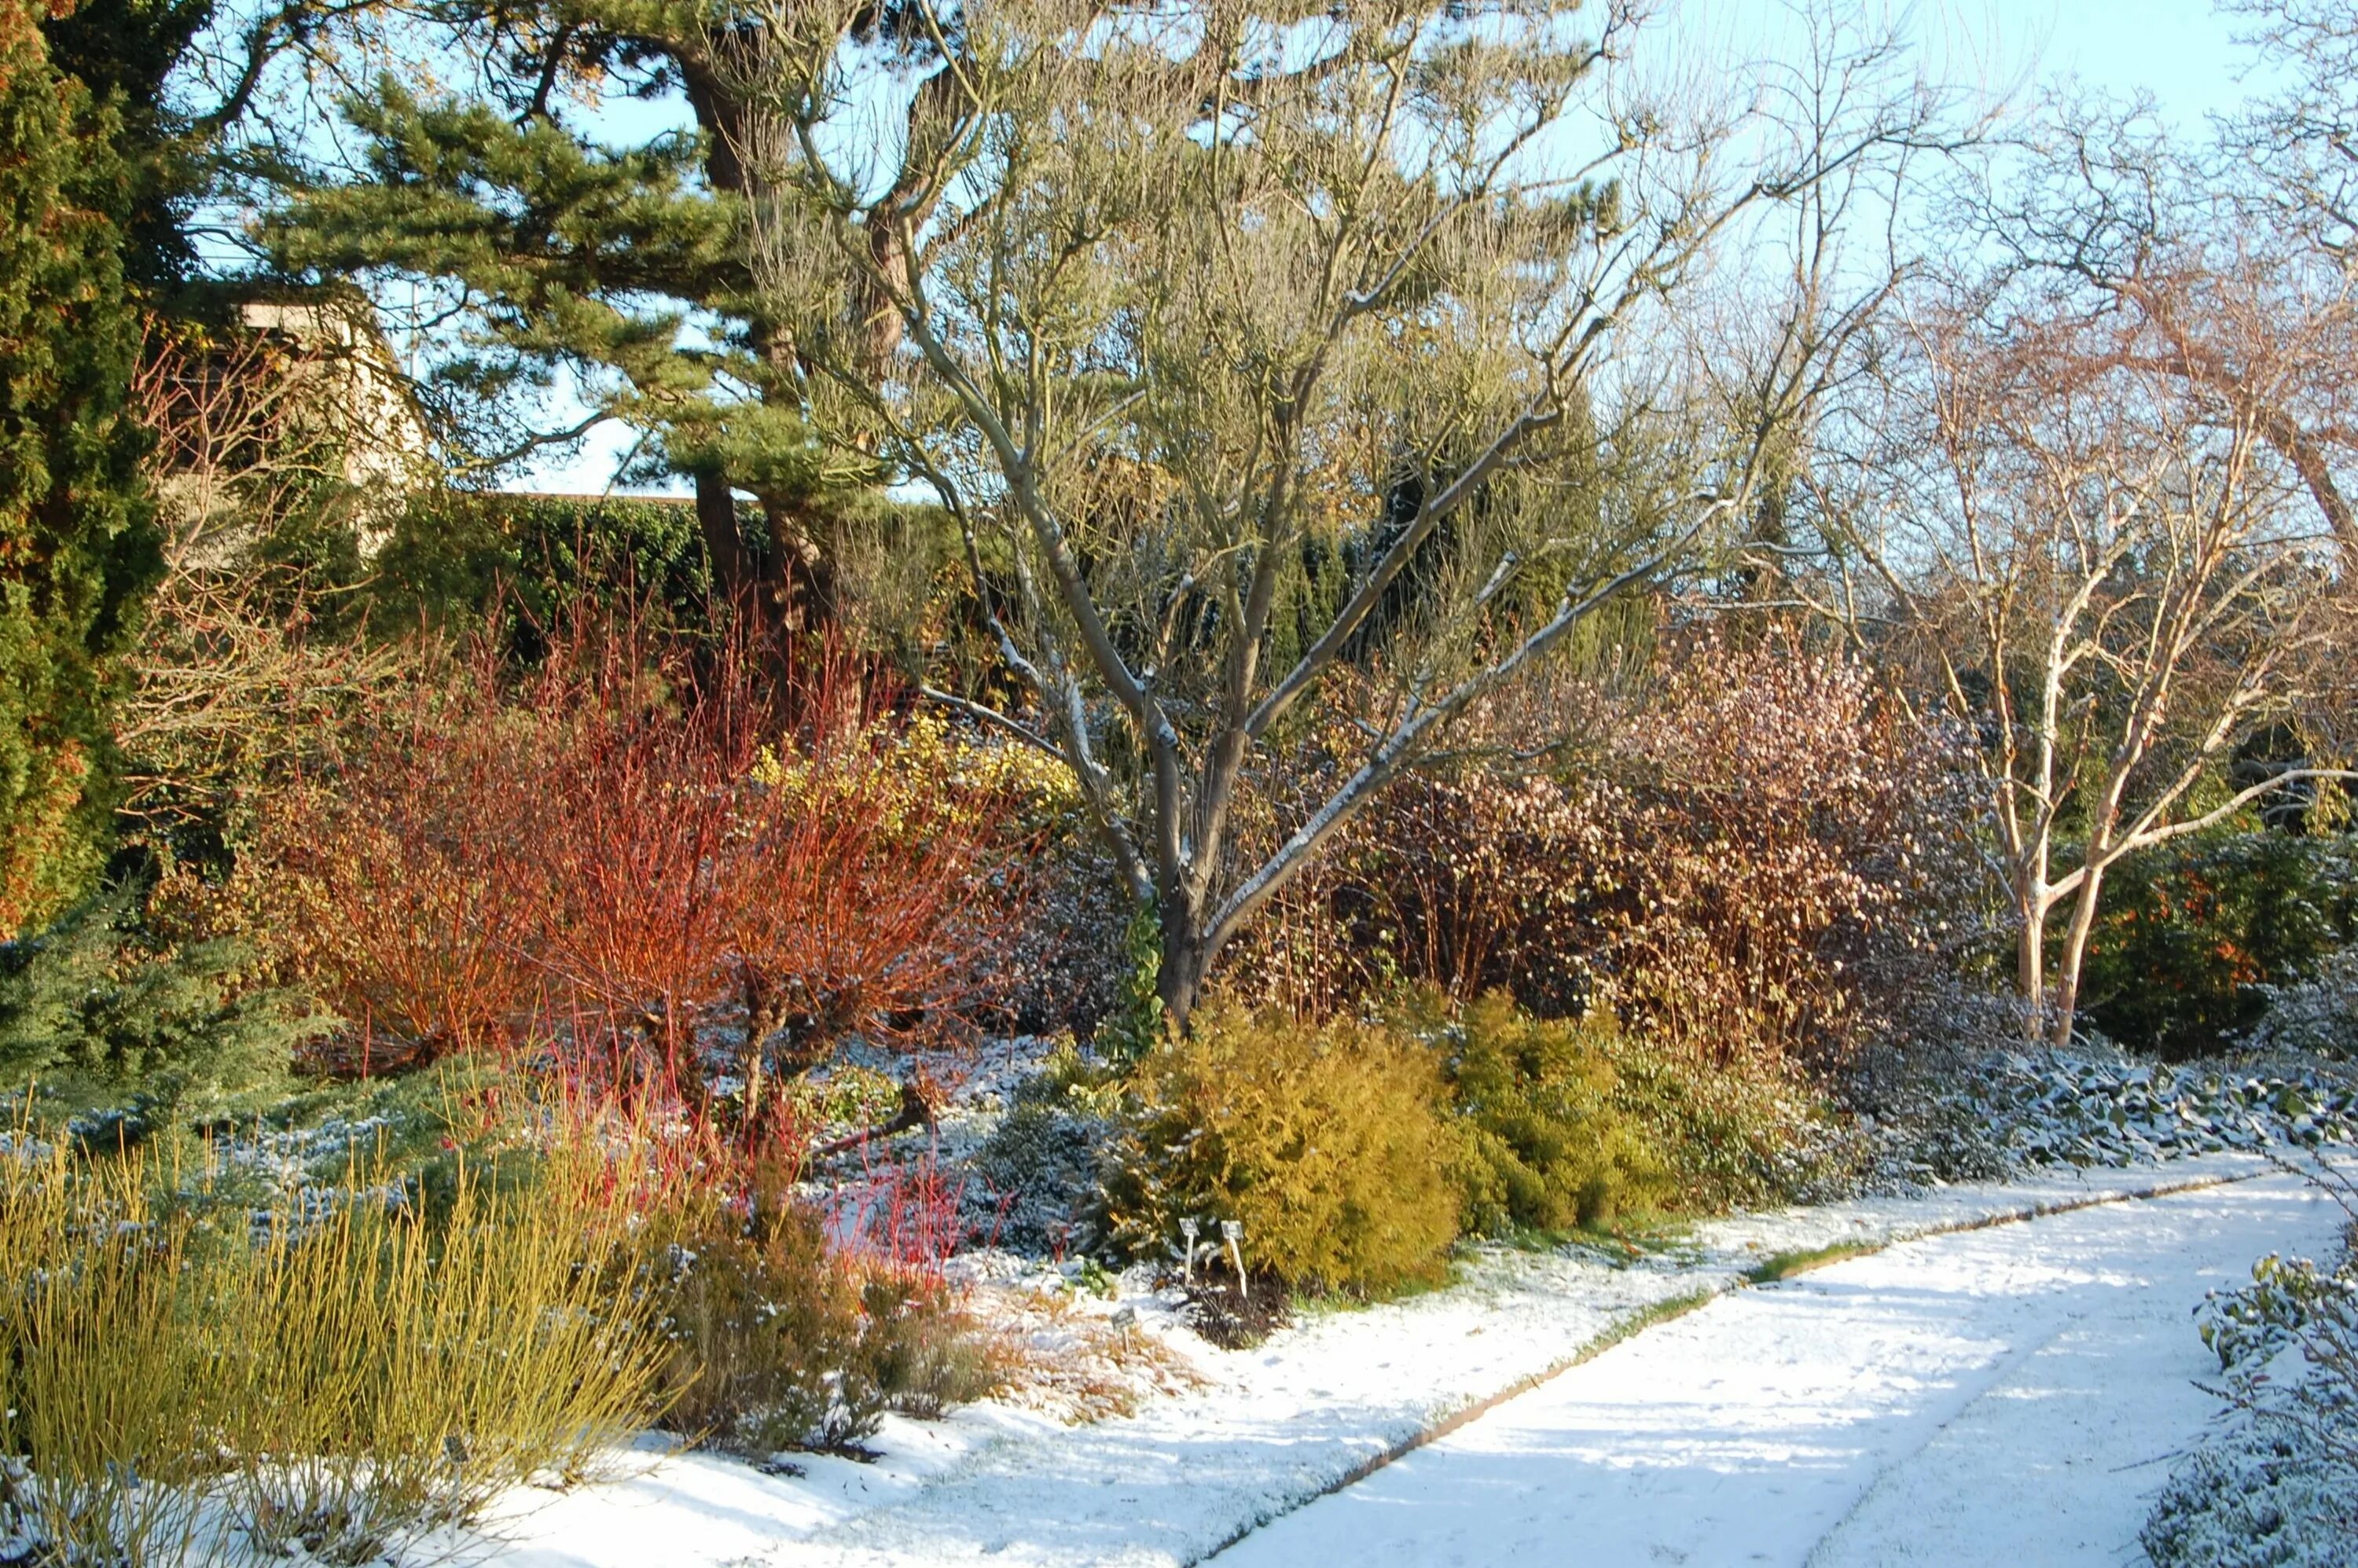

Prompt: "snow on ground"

[1220,1170,2346,1568]
[462,1152,2310,1568]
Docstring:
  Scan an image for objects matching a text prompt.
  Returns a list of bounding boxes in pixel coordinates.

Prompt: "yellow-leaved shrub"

[1601,1029,1864,1211]
[1100,1001,1460,1296]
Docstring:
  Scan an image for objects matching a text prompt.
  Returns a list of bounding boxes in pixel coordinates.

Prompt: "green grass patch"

[1566,1215,1697,1258]
[1743,1239,1881,1284]
[1580,1287,1717,1355]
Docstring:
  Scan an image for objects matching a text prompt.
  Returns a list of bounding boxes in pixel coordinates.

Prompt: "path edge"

[1191,1162,2258,1564]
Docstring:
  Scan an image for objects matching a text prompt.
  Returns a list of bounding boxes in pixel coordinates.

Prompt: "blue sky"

[1996,0,2261,123]
[516,0,2279,494]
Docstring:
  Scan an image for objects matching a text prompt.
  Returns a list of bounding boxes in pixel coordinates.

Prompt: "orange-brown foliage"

[251,616,1031,1126]
[1243,631,1977,1070]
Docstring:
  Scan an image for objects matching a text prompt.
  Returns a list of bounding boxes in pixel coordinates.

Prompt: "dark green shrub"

[972,1100,1111,1255]
[2079,832,2358,1059]
[1181,1271,1295,1350]
[0,893,318,1133]
[970,1037,1120,1254]
[2246,947,2358,1059]
[1419,991,1671,1233]
[633,1166,990,1456]
[0,5,159,940]
[366,490,714,648]
[1100,1001,1460,1296]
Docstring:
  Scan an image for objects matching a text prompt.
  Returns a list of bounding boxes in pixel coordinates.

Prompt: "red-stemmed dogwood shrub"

[253,611,1034,1150]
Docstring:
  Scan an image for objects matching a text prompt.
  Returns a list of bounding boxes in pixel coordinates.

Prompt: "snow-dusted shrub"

[629,1162,993,1457]
[2141,1419,2353,1568]
[1000,831,1136,1040]
[2197,1166,2358,1474]
[969,1043,1118,1255]
[1413,992,1672,1233]
[1905,1048,2358,1173]
[1100,1002,1460,1295]
[2246,946,2358,1059]
[2145,1161,2358,1568]
[1240,632,1978,1074]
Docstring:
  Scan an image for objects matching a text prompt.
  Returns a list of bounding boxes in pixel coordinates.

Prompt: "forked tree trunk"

[1157,913,1211,1030]
[2049,863,2110,1050]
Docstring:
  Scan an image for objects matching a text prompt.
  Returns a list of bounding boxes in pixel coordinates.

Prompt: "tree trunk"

[2015,878,2048,1041]
[695,470,751,605]
[758,493,837,633]
[2049,862,2109,1049]
[682,58,843,641]
[1156,903,1210,1031]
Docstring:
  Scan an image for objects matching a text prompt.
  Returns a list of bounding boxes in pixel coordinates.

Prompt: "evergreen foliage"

[630,1163,993,1456]
[0,894,316,1131]
[0,0,160,937]
[1420,991,1670,1235]
[369,488,717,643]
[39,0,211,287]
[2078,832,2358,1059]
[267,80,753,451]
[1093,900,1167,1066]
[1100,1001,1461,1296]
[259,20,866,615]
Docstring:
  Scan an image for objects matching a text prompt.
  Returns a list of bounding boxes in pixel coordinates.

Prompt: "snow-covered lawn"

[446,1153,2336,1567]
[1221,1169,2345,1568]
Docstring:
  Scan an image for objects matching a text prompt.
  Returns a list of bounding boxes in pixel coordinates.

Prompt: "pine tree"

[0,0,159,938]
[0,892,314,1130]
[262,2,946,631]
[262,27,799,621]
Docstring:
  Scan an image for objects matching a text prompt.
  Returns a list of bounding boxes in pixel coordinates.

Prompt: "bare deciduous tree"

[721,0,1959,1021]
[2228,0,2358,268]
[120,316,409,839]
[1974,29,2358,571]
[1813,286,2349,1045]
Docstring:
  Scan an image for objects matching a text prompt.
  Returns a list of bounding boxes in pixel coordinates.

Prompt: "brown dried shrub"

[1240,630,1979,1073]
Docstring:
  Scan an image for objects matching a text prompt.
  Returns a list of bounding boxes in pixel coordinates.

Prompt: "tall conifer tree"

[0,0,159,935]
[263,5,933,626]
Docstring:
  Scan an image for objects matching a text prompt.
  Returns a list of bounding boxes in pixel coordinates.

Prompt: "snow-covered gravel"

[459,1153,2309,1568]
[1221,1170,2347,1568]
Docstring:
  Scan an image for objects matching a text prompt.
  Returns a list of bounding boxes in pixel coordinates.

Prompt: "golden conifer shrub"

[1101,1002,1460,1296]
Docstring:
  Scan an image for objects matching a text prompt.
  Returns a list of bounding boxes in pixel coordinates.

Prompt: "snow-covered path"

[1214,1171,2345,1568]
[468,1157,2338,1567]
